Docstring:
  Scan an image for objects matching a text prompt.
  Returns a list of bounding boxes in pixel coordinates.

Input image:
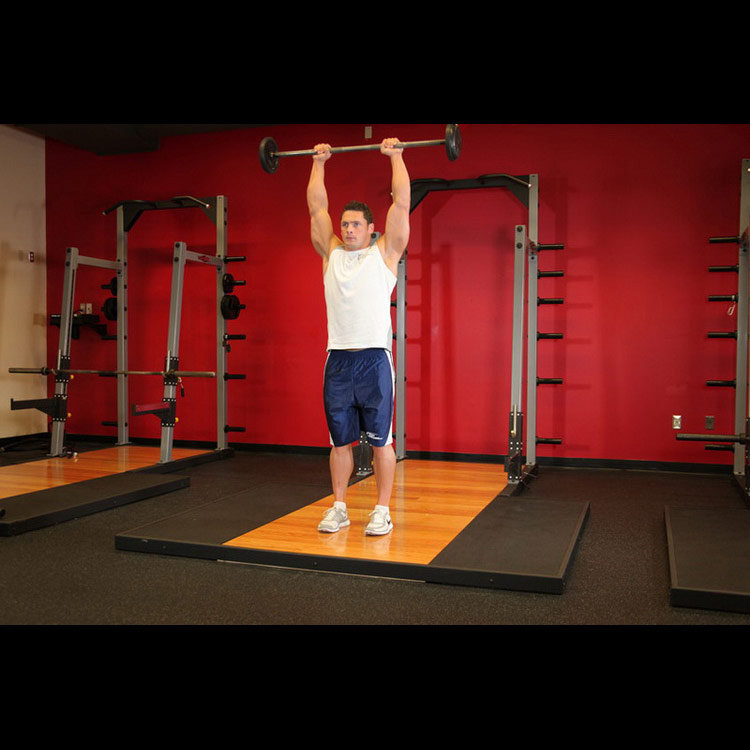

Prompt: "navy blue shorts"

[323,348,395,447]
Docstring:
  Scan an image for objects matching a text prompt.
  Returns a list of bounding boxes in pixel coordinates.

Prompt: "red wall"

[44,123,750,466]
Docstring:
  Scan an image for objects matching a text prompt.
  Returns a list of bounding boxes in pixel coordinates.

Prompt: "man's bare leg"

[318,444,353,532]
[371,444,396,507]
[330,444,354,503]
[366,444,396,535]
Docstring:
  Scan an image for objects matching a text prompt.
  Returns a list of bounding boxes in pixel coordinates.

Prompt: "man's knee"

[331,443,354,456]
[371,444,395,460]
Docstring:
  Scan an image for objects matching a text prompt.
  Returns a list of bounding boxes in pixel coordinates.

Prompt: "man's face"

[340,210,374,251]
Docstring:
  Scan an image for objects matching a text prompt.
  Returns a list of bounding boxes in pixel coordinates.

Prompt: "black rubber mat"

[139,448,234,474]
[116,481,328,546]
[665,505,750,613]
[427,497,590,593]
[0,473,190,536]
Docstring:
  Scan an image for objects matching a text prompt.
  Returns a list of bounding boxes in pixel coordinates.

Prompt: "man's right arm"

[307,144,336,263]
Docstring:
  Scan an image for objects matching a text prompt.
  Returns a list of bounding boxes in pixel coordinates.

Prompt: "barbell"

[259,124,462,174]
[9,367,216,378]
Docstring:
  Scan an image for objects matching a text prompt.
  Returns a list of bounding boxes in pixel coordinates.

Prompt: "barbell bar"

[259,124,462,174]
[9,367,216,378]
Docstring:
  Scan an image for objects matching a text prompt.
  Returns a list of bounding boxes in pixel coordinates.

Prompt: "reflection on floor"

[0,445,209,500]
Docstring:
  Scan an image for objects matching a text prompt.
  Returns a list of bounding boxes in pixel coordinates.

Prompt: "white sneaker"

[318,505,350,533]
[365,507,393,536]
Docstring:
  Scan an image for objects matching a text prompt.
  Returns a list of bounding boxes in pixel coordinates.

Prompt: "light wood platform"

[0,445,209,500]
[224,460,507,565]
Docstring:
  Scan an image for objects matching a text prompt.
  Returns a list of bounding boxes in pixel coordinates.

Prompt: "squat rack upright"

[676,159,750,499]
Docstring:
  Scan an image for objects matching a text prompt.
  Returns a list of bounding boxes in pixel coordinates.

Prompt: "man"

[307,136,410,535]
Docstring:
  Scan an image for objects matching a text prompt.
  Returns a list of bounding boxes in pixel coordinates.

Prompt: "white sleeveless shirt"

[324,243,397,351]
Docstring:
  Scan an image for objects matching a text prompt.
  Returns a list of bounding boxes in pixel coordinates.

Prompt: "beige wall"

[0,125,47,439]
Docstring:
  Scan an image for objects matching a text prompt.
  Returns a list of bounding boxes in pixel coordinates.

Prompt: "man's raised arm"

[380,138,411,270]
[307,144,336,262]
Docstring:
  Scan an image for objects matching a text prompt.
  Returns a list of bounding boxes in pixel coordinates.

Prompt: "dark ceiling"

[14,124,263,156]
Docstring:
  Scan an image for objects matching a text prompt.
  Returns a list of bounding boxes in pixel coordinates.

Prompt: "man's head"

[340,201,374,251]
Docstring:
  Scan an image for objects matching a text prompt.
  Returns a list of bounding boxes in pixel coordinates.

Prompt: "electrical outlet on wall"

[705,416,715,430]
[672,415,682,429]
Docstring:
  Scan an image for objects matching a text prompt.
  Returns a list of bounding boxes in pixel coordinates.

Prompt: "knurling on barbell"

[259,124,462,174]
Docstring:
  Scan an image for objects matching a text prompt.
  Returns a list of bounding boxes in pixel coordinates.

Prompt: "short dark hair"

[341,201,373,225]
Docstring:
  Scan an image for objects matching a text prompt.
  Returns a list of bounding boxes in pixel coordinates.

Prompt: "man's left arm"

[379,138,411,272]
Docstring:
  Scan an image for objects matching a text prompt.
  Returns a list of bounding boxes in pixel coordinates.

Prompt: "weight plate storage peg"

[222,273,246,294]
[221,294,245,320]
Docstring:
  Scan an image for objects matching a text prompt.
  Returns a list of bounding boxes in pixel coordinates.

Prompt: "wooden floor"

[0,445,209,500]
[224,460,508,565]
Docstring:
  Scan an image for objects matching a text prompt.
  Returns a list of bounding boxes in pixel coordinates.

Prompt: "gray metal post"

[50,247,123,456]
[510,226,526,424]
[526,175,540,468]
[161,235,224,463]
[166,243,186,355]
[49,247,79,456]
[160,241,187,463]
[215,196,229,450]
[506,225,527,483]
[736,160,750,475]
[395,252,407,459]
[527,245,539,469]
[115,206,129,446]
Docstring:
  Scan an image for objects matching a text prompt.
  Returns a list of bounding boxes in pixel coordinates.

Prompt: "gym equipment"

[101,277,118,295]
[151,239,245,462]
[116,456,589,594]
[220,294,245,320]
[222,273,245,293]
[8,196,246,462]
[387,175,566,495]
[676,158,750,494]
[259,124,462,174]
[0,469,190,536]
[102,297,118,321]
[49,311,114,341]
[667,160,750,615]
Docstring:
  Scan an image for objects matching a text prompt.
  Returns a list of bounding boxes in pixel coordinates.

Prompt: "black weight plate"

[445,124,462,161]
[221,294,242,320]
[259,137,280,174]
[102,297,117,321]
